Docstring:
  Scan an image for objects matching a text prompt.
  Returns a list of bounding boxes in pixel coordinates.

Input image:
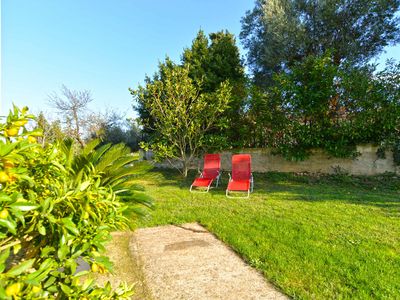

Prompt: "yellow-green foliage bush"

[0,106,147,299]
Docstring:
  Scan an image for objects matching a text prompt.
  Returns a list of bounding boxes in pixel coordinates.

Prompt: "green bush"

[247,54,400,161]
[0,106,150,299]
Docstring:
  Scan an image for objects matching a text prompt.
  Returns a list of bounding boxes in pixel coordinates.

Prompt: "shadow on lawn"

[132,161,399,198]
[253,179,400,215]
[145,166,400,212]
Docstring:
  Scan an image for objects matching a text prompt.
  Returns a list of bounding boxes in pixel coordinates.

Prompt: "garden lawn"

[127,162,400,300]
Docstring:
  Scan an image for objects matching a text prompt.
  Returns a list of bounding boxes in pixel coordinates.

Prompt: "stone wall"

[140,145,399,175]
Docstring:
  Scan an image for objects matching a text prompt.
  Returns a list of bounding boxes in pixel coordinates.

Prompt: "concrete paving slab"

[131,223,288,300]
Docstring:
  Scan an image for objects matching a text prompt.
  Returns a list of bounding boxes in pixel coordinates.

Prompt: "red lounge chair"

[226,154,254,198]
[190,154,221,192]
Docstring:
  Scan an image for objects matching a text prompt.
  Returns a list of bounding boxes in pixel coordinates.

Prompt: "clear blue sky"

[1,1,400,118]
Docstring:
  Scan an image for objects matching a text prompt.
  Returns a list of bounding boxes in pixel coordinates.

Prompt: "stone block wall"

[140,145,399,175]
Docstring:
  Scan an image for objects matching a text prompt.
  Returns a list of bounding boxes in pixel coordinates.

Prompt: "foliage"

[182,30,247,147]
[132,64,231,177]
[0,106,151,299]
[241,0,400,85]
[133,30,247,149]
[36,112,67,146]
[130,162,400,299]
[90,111,141,151]
[48,85,94,147]
[246,55,400,160]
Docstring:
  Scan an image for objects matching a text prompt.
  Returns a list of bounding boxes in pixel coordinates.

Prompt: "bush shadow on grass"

[132,162,399,206]
[252,175,399,214]
[149,166,400,211]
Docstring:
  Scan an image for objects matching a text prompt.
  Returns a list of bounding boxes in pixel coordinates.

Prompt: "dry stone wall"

[140,145,399,175]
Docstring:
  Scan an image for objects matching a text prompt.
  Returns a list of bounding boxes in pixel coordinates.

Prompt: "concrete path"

[131,223,288,300]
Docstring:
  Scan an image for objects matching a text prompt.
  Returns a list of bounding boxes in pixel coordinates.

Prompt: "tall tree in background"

[90,110,141,151]
[241,0,400,85]
[182,30,247,146]
[48,85,93,147]
[133,30,247,148]
[36,112,66,145]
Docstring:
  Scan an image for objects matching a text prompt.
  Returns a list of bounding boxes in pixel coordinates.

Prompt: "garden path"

[131,223,288,300]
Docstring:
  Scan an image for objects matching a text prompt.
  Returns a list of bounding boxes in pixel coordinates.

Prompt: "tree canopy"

[132,63,231,177]
[240,0,400,85]
[133,30,247,149]
[182,30,247,146]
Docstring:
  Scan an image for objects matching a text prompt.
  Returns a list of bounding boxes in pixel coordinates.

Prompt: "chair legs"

[226,189,250,198]
[190,173,253,198]
[190,181,213,193]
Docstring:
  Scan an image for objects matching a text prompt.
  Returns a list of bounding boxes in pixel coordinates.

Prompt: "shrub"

[0,106,150,299]
[248,55,400,161]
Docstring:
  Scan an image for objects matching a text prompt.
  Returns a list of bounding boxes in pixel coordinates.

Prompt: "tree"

[36,112,66,145]
[132,63,231,177]
[182,30,247,146]
[48,85,93,147]
[246,54,400,160]
[241,0,400,85]
[132,58,176,139]
[90,110,141,151]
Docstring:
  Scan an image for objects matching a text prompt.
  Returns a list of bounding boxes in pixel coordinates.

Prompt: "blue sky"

[1,1,400,118]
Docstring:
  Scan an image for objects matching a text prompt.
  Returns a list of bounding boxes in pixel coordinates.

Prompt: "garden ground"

[122,162,399,299]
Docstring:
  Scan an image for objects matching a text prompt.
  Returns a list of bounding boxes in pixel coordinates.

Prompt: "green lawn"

[127,162,400,299]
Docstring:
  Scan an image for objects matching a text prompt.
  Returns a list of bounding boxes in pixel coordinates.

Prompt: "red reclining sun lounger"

[190,154,221,192]
[226,154,253,198]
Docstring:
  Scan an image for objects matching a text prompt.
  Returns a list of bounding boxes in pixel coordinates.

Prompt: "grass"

[96,232,153,300]
[126,161,400,299]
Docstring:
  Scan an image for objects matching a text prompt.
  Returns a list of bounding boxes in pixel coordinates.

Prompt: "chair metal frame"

[190,154,221,193]
[226,173,253,198]
[225,154,254,198]
[190,171,221,193]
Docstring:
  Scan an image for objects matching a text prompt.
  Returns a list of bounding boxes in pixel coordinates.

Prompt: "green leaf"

[0,249,10,264]
[0,285,7,300]
[41,246,55,257]
[28,128,43,137]
[0,219,17,235]
[9,208,25,226]
[79,181,91,191]
[43,276,57,288]
[74,270,89,277]
[38,222,46,235]
[60,283,72,295]
[0,249,10,273]
[0,143,18,156]
[0,194,12,202]
[6,258,35,276]
[61,218,79,236]
[25,264,53,285]
[57,245,69,261]
[10,201,39,211]
[82,278,94,291]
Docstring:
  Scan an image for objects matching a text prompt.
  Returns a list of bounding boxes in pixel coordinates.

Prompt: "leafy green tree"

[241,0,400,85]
[132,63,231,177]
[131,58,176,139]
[249,54,400,160]
[182,30,247,146]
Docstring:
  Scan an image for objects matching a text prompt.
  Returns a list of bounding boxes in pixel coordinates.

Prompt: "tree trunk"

[182,160,189,178]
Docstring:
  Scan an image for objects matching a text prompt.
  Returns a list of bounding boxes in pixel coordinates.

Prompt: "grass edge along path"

[127,162,400,299]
